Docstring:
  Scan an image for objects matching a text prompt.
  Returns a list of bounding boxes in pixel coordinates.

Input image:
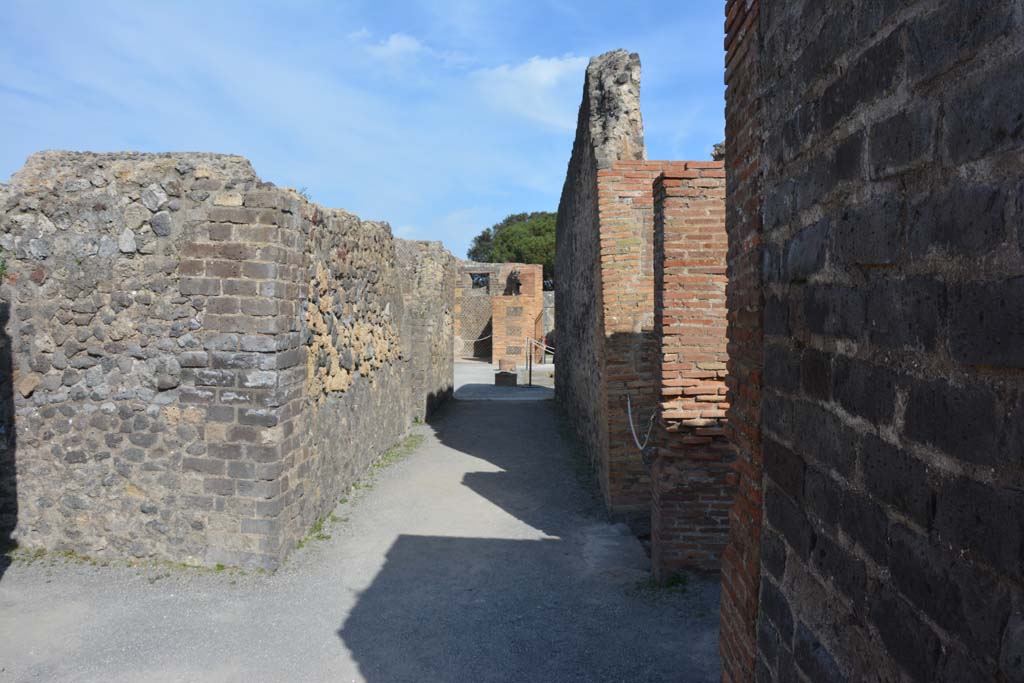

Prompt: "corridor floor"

[0,365,720,682]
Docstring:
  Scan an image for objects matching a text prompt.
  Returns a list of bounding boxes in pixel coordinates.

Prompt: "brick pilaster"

[650,165,733,578]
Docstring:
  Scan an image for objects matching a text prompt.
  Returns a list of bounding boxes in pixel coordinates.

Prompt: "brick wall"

[599,160,669,513]
[723,1,1024,680]
[0,151,454,571]
[719,1,765,679]
[601,159,732,513]
[557,50,734,523]
[490,263,543,367]
[453,261,543,366]
[650,164,732,579]
[555,51,645,508]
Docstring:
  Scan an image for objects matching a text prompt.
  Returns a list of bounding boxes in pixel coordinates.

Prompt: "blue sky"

[0,1,725,258]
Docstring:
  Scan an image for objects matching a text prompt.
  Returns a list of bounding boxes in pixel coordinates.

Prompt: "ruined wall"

[723,1,1024,680]
[453,261,495,359]
[557,50,735,522]
[719,1,766,679]
[0,151,453,570]
[396,240,455,419]
[555,50,646,512]
[650,165,732,579]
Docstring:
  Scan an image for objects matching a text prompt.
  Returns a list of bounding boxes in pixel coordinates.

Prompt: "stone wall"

[396,240,455,419]
[722,1,1024,680]
[541,290,555,344]
[650,165,732,579]
[0,151,453,570]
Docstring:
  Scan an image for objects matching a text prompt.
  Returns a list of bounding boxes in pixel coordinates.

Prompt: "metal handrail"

[529,338,555,354]
[522,336,554,387]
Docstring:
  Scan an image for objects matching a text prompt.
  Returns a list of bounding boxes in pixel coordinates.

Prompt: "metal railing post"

[525,336,532,387]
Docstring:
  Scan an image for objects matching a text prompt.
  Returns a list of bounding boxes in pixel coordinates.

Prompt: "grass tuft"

[371,434,425,471]
[295,433,426,551]
[627,573,690,602]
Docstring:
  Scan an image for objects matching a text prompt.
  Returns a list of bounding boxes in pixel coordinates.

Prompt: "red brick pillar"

[490,264,544,368]
[720,0,764,680]
[651,166,732,579]
[597,161,665,513]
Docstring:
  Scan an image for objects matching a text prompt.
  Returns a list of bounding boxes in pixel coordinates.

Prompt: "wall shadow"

[339,535,580,681]
[439,400,584,537]
[452,385,554,402]
[473,319,493,359]
[0,303,16,580]
[422,387,452,421]
[336,399,721,682]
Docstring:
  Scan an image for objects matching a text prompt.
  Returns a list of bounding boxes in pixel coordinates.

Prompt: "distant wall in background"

[541,291,555,344]
[452,260,543,366]
[490,263,543,367]
[453,261,495,360]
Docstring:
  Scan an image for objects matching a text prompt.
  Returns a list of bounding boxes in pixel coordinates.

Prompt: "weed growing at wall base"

[371,433,425,471]
[6,546,263,580]
[296,432,427,550]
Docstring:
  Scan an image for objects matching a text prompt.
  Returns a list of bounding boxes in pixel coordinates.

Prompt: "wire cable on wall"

[626,393,658,472]
[626,393,655,451]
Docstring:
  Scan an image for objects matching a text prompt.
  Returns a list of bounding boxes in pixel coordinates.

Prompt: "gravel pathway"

[0,376,720,682]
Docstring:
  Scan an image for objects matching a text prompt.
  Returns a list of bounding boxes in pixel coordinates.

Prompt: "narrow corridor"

[0,363,720,681]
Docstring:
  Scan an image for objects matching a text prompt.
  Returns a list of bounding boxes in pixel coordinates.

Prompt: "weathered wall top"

[9,151,259,189]
[580,50,645,169]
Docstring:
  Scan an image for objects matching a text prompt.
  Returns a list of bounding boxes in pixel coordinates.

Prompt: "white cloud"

[368,33,425,60]
[472,55,588,130]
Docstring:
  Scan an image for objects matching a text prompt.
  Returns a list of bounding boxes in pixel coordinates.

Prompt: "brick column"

[650,165,732,579]
[179,190,301,570]
[720,0,764,679]
[597,161,669,513]
[491,264,543,368]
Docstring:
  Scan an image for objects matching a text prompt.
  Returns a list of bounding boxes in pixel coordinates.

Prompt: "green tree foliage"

[466,211,556,279]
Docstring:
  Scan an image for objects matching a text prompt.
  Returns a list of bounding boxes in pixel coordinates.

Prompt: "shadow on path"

[338,398,720,682]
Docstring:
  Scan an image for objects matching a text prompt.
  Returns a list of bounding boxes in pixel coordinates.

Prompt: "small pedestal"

[494,371,518,387]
